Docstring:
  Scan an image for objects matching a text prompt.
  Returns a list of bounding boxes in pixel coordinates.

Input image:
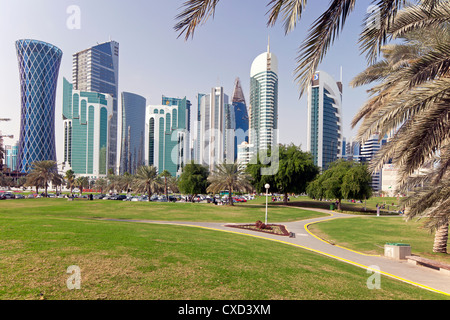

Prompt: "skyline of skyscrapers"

[306,70,343,171]
[15,39,62,173]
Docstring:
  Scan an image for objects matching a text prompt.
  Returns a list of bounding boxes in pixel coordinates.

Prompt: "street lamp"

[265,183,270,225]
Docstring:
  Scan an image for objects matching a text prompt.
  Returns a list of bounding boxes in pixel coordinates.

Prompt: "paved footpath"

[103,207,450,297]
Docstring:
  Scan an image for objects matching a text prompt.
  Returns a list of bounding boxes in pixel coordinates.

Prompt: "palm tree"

[133,165,162,198]
[25,160,58,197]
[94,178,108,194]
[74,176,89,195]
[350,7,450,252]
[174,0,440,95]
[65,170,75,193]
[207,162,252,206]
[159,170,172,200]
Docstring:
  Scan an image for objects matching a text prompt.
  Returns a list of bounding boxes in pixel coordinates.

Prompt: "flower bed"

[225,221,290,236]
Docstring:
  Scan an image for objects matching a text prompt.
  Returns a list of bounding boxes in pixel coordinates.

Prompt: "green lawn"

[0,212,447,300]
[0,198,325,223]
[309,216,450,264]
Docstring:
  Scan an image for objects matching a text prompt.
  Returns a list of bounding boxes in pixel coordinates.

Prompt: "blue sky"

[0,0,375,162]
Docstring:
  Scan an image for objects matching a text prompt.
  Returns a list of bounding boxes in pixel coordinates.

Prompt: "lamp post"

[265,183,270,225]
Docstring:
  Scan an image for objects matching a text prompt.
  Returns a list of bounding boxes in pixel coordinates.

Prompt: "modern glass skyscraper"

[307,70,343,171]
[361,133,388,191]
[62,78,113,178]
[15,39,62,173]
[198,87,229,171]
[72,40,119,173]
[145,97,189,177]
[249,42,278,154]
[231,77,249,161]
[119,92,146,175]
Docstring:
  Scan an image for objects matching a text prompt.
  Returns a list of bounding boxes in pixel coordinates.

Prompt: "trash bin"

[330,204,335,210]
[384,243,411,260]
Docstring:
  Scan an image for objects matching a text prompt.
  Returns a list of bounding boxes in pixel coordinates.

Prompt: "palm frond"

[174,0,220,40]
[266,0,307,34]
[294,0,356,96]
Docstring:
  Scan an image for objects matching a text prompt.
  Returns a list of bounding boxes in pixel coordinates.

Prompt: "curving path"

[102,207,450,297]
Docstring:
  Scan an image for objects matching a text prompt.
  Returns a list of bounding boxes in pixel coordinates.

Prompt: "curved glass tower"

[249,42,278,153]
[231,77,249,160]
[16,39,62,173]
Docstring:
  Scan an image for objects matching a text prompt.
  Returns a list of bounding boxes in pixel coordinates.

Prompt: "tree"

[207,162,252,206]
[133,165,161,198]
[74,176,89,195]
[178,161,209,200]
[94,178,108,194]
[307,160,372,210]
[25,160,59,197]
[350,6,450,252]
[247,144,319,204]
[159,170,172,200]
[65,170,75,193]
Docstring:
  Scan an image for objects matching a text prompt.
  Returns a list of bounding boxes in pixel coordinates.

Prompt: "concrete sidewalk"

[103,209,450,297]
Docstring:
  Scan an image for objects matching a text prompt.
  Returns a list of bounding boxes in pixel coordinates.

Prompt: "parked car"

[4,193,15,199]
[115,195,127,201]
[15,194,25,199]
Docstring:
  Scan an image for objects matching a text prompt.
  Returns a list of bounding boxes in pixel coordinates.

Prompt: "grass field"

[308,216,450,264]
[0,199,448,300]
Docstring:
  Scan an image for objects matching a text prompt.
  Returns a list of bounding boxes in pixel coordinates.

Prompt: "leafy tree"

[207,162,252,206]
[247,144,319,205]
[178,161,209,200]
[307,160,372,210]
[25,160,59,197]
[133,165,161,198]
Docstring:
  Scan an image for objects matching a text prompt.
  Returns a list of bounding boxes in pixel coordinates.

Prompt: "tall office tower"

[145,97,189,177]
[249,41,278,154]
[5,144,18,172]
[306,70,343,171]
[118,92,146,175]
[15,39,62,173]
[162,96,192,162]
[62,78,113,178]
[193,93,206,164]
[198,87,229,171]
[360,133,388,192]
[345,138,363,162]
[231,77,249,161]
[72,40,119,173]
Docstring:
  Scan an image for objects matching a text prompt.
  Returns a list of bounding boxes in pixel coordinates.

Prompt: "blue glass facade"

[16,39,62,173]
[120,92,146,174]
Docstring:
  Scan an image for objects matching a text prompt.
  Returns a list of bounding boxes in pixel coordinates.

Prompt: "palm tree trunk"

[229,186,234,206]
[433,220,448,253]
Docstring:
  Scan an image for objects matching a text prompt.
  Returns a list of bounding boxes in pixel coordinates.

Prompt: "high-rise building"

[5,144,18,172]
[197,87,230,171]
[118,92,146,175]
[15,39,62,173]
[145,97,190,177]
[360,133,388,191]
[72,40,119,173]
[307,70,343,171]
[249,41,278,154]
[231,77,249,161]
[62,78,113,178]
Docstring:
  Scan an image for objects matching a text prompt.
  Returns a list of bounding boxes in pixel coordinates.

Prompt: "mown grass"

[0,213,447,300]
[0,198,325,223]
[308,216,450,264]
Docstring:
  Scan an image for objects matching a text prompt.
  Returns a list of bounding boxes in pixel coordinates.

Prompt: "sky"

[0,0,376,163]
